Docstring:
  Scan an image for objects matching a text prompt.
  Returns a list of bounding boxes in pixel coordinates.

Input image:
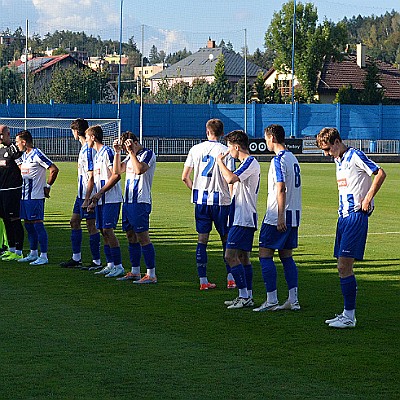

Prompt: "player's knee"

[70,216,81,230]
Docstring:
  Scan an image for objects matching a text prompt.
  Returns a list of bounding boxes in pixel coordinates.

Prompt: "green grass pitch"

[0,162,399,399]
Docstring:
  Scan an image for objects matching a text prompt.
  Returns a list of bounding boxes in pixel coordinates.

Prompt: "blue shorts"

[122,202,151,233]
[226,226,256,252]
[195,204,230,236]
[20,199,45,221]
[73,197,96,220]
[334,211,369,260]
[259,223,298,250]
[95,203,121,230]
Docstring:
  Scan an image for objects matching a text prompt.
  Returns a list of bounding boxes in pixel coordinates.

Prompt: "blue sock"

[34,222,48,253]
[104,244,113,264]
[24,223,38,250]
[244,264,253,291]
[230,264,247,289]
[223,242,231,274]
[281,257,298,290]
[111,246,122,266]
[89,232,101,260]
[259,257,277,293]
[129,242,141,268]
[340,275,357,311]
[71,229,82,254]
[196,243,207,278]
[142,243,155,269]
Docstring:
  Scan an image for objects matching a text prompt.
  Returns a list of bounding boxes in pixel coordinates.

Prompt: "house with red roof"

[265,44,400,104]
[17,54,89,90]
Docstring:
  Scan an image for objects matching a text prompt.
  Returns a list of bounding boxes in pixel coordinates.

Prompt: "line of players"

[0,119,386,328]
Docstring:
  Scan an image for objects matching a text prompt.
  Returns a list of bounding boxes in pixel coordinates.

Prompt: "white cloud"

[31,0,120,35]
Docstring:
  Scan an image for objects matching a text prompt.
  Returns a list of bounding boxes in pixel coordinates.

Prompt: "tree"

[266,1,318,72]
[44,65,109,103]
[334,84,359,104]
[341,10,400,64]
[149,45,161,64]
[234,77,252,104]
[0,67,23,103]
[266,1,347,102]
[187,79,211,104]
[252,71,267,103]
[359,63,385,105]
[210,55,231,103]
[248,48,274,70]
[165,48,192,65]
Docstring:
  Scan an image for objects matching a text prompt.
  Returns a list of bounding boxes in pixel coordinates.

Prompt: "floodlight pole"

[24,19,28,129]
[117,0,124,123]
[140,24,144,143]
[244,28,247,134]
[290,0,296,138]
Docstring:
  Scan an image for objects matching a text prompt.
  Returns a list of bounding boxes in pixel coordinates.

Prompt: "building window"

[278,79,292,98]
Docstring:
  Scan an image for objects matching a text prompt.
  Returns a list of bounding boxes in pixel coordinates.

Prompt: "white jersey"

[263,150,302,227]
[93,145,122,205]
[335,147,379,218]
[231,156,260,228]
[77,143,96,200]
[123,148,156,204]
[16,148,53,200]
[184,140,235,206]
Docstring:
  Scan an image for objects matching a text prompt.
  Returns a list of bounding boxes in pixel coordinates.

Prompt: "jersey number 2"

[201,155,215,177]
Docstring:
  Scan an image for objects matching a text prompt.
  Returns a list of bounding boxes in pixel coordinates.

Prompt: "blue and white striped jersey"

[93,145,122,205]
[263,150,302,227]
[123,148,156,204]
[230,156,260,229]
[16,148,53,200]
[335,147,379,217]
[77,143,96,200]
[184,140,235,206]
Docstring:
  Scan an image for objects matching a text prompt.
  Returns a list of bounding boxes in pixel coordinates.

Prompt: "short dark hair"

[85,125,103,144]
[264,124,285,144]
[121,131,139,144]
[70,118,89,137]
[316,127,342,147]
[225,130,249,150]
[206,119,224,138]
[16,130,33,145]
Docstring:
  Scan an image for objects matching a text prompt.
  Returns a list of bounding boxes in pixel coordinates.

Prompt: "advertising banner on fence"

[248,138,303,154]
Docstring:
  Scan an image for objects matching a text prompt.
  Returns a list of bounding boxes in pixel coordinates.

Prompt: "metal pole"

[140,24,144,143]
[117,0,123,121]
[244,28,247,133]
[24,19,28,129]
[290,0,296,138]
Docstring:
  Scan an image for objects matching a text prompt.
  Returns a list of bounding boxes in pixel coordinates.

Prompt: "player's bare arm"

[181,165,193,190]
[44,163,59,198]
[276,181,287,232]
[217,152,239,184]
[361,167,386,212]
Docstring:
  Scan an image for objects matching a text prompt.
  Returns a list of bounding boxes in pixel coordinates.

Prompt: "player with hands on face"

[113,132,157,284]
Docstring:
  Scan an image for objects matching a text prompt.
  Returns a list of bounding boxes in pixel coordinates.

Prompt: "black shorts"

[0,188,22,219]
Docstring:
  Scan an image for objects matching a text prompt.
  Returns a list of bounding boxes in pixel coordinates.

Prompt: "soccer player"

[182,118,236,291]
[316,127,386,328]
[216,130,260,309]
[59,119,101,270]
[0,125,24,261]
[254,124,302,312]
[113,131,157,283]
[86,125,124,278]
[15,130,59,265]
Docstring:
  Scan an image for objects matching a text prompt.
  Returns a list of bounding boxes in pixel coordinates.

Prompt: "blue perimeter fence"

[1,102,400,156]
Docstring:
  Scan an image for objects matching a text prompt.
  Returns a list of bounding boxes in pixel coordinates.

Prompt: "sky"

[0,0,398,55]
